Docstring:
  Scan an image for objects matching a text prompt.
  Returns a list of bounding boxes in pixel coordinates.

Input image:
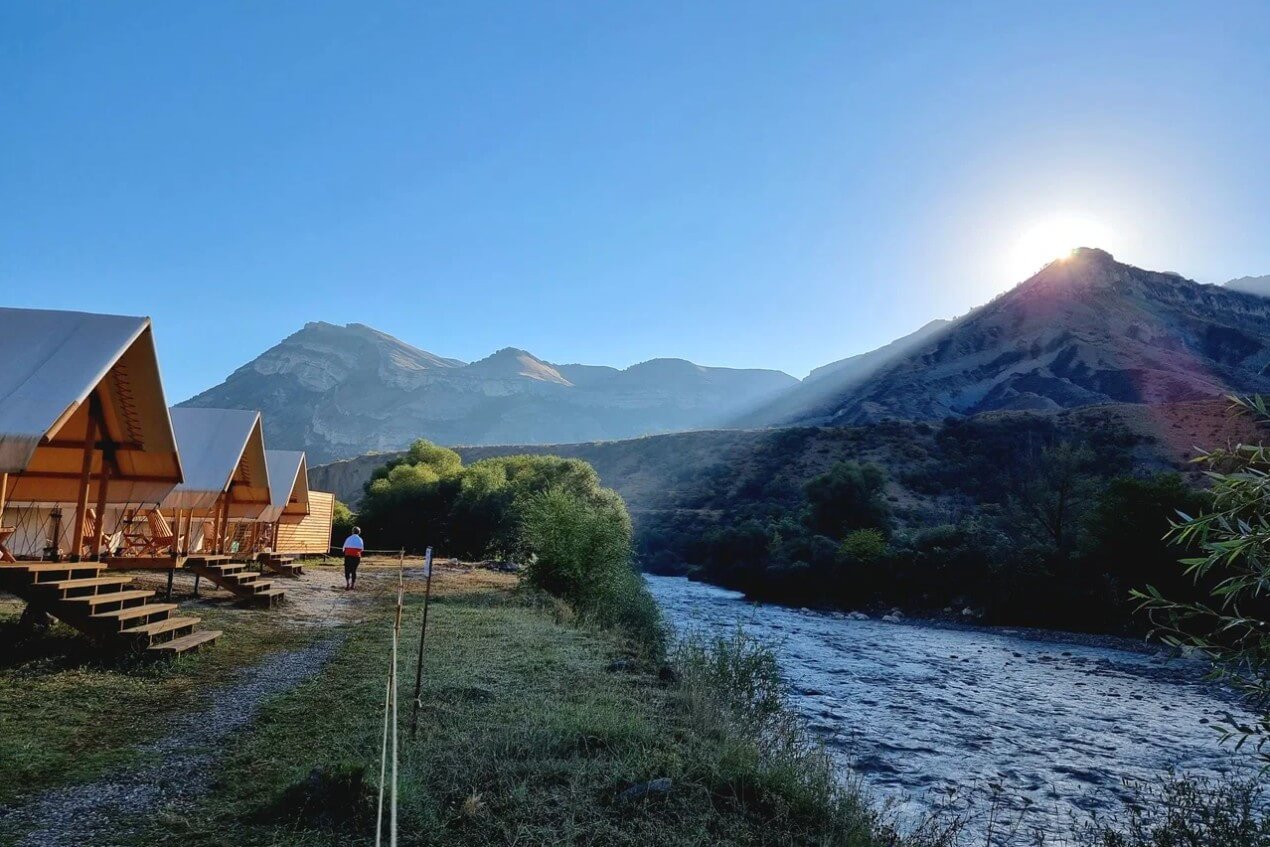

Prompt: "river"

[647,574,1257,841]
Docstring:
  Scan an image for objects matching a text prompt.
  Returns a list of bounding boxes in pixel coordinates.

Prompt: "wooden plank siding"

[274,490,335,555]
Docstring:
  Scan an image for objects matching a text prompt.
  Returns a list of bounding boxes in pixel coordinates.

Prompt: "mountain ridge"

[180,324,798,462]
[755,248,1270,427]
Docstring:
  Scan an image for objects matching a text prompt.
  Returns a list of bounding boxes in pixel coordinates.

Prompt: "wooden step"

[147,629,221,655]
[34,576,134,596]
[64,589,155,609]
[9,562,106,580]
[250,589,285,607]
[90,602,177,629]
[121,614,201,639]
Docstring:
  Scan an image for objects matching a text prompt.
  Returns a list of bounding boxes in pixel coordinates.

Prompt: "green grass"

[0,597,310,805]
[115,574,889,846]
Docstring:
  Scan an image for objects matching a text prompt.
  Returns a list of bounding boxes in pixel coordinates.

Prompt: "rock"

[617,778,673,803]
[657,665,679,684]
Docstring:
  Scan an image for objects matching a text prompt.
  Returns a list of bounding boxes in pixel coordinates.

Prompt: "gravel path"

[0,565,399,847]
[0,634,345,847]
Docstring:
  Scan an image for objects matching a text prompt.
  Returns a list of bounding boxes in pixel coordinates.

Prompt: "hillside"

[313,399,1258,518]
[180,322,796,462]
[755,249,1270,427]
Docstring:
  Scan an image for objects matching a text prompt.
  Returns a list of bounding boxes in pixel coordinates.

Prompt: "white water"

[648,575,1257,841]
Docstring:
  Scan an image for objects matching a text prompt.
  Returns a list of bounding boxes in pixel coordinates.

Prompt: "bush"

[1077,775,1270,847]
[520,486,663,653]
[837,528,888,564]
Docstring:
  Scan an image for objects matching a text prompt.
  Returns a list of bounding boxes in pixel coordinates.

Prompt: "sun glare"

[1007,213,1116,281]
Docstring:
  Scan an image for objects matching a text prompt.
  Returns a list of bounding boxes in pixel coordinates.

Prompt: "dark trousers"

[344,555,360,581]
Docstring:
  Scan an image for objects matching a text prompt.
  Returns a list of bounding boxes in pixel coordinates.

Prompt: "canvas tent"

[259,450,310,525]
[0,308,183,559]
[161,407,271,556]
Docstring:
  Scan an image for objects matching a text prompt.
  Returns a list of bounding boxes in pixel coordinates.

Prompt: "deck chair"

[120,509,176,556]
[143,509,176,555]
[0,526,16,563]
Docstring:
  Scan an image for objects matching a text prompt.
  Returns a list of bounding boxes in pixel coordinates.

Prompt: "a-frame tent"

[0,308,183,560]
[260,450,310,527]
[0,308,221,654]
[161,407,272,557]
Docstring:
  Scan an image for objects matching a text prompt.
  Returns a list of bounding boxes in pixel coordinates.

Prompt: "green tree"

[802,461,890,538]
[1006,441,1098,553]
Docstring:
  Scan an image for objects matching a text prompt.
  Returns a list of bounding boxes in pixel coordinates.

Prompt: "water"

[648,574,1257,841]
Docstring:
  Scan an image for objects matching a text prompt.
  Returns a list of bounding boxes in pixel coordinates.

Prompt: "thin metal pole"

[410,546,434,739]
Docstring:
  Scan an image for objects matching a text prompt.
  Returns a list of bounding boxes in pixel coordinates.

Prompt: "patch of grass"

[0,596,310,805]
[122,570,892,846]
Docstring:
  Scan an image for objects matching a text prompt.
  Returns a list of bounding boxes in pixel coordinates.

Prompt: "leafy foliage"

[358,440,661,649]
[1137,395,1270,758]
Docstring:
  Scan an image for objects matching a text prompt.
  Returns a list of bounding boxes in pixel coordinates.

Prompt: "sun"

[1007,213,1117,280]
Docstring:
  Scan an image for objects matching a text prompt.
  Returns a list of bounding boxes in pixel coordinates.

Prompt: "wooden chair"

[0,526,16,563]
[119,509,176,556]
[144,509,177,555]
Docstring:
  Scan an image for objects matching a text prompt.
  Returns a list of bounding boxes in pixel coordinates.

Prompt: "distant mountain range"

[179,322,796,462]
[182,250,1270,463]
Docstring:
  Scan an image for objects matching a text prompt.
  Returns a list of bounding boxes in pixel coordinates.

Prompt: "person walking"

[342,526,365,590]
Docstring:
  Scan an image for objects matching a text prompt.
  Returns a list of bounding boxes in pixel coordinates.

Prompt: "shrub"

[1077,775,1270,847]
[837,528,888,564]
[520,486,663,653]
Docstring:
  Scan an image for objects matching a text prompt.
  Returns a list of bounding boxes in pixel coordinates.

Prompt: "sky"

[2,1,1269,401]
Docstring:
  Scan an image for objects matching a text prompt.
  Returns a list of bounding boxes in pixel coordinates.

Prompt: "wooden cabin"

[0,307,220,653]
[274,490,336,556]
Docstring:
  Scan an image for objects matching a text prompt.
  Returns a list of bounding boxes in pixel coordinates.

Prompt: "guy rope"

[375,549,406,847]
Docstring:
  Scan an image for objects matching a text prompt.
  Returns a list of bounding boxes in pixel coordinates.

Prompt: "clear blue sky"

[3,1,1268,401]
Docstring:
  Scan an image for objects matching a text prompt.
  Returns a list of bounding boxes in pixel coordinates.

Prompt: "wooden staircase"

[0,562,220,655]
[187,556,285,607]
[258,552,303,578]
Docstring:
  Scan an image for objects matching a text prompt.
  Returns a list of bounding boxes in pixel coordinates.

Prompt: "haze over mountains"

[182,249,1270,463]
[180,321,797,462]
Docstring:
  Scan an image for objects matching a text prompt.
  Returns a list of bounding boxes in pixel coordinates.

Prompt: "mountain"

[1226,275,1270,297]
[735,318,951,426]
[179,322,797,462]
[760,248,1270,427]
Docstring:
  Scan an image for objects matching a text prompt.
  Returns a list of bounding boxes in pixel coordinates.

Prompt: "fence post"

[410,546,434,738]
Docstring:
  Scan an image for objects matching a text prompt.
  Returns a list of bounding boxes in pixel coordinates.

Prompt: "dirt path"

[0,565,399,847]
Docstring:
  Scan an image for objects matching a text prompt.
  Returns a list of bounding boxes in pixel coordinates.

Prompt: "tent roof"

[260,450,310,523]
[162,408,271,515]
[0,308,182,504]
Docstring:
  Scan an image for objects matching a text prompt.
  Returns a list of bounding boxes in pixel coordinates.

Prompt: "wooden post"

[0,472,9,518]
[70,403,99,562]
[409,546,435,739]
[218,489,232,555]
[91,460,111,560]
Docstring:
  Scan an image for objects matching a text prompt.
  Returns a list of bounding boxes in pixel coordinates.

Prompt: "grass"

[103,568,892,846]
[0,594,310,806]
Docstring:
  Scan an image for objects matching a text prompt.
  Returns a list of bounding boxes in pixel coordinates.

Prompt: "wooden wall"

[275,490,335,555]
